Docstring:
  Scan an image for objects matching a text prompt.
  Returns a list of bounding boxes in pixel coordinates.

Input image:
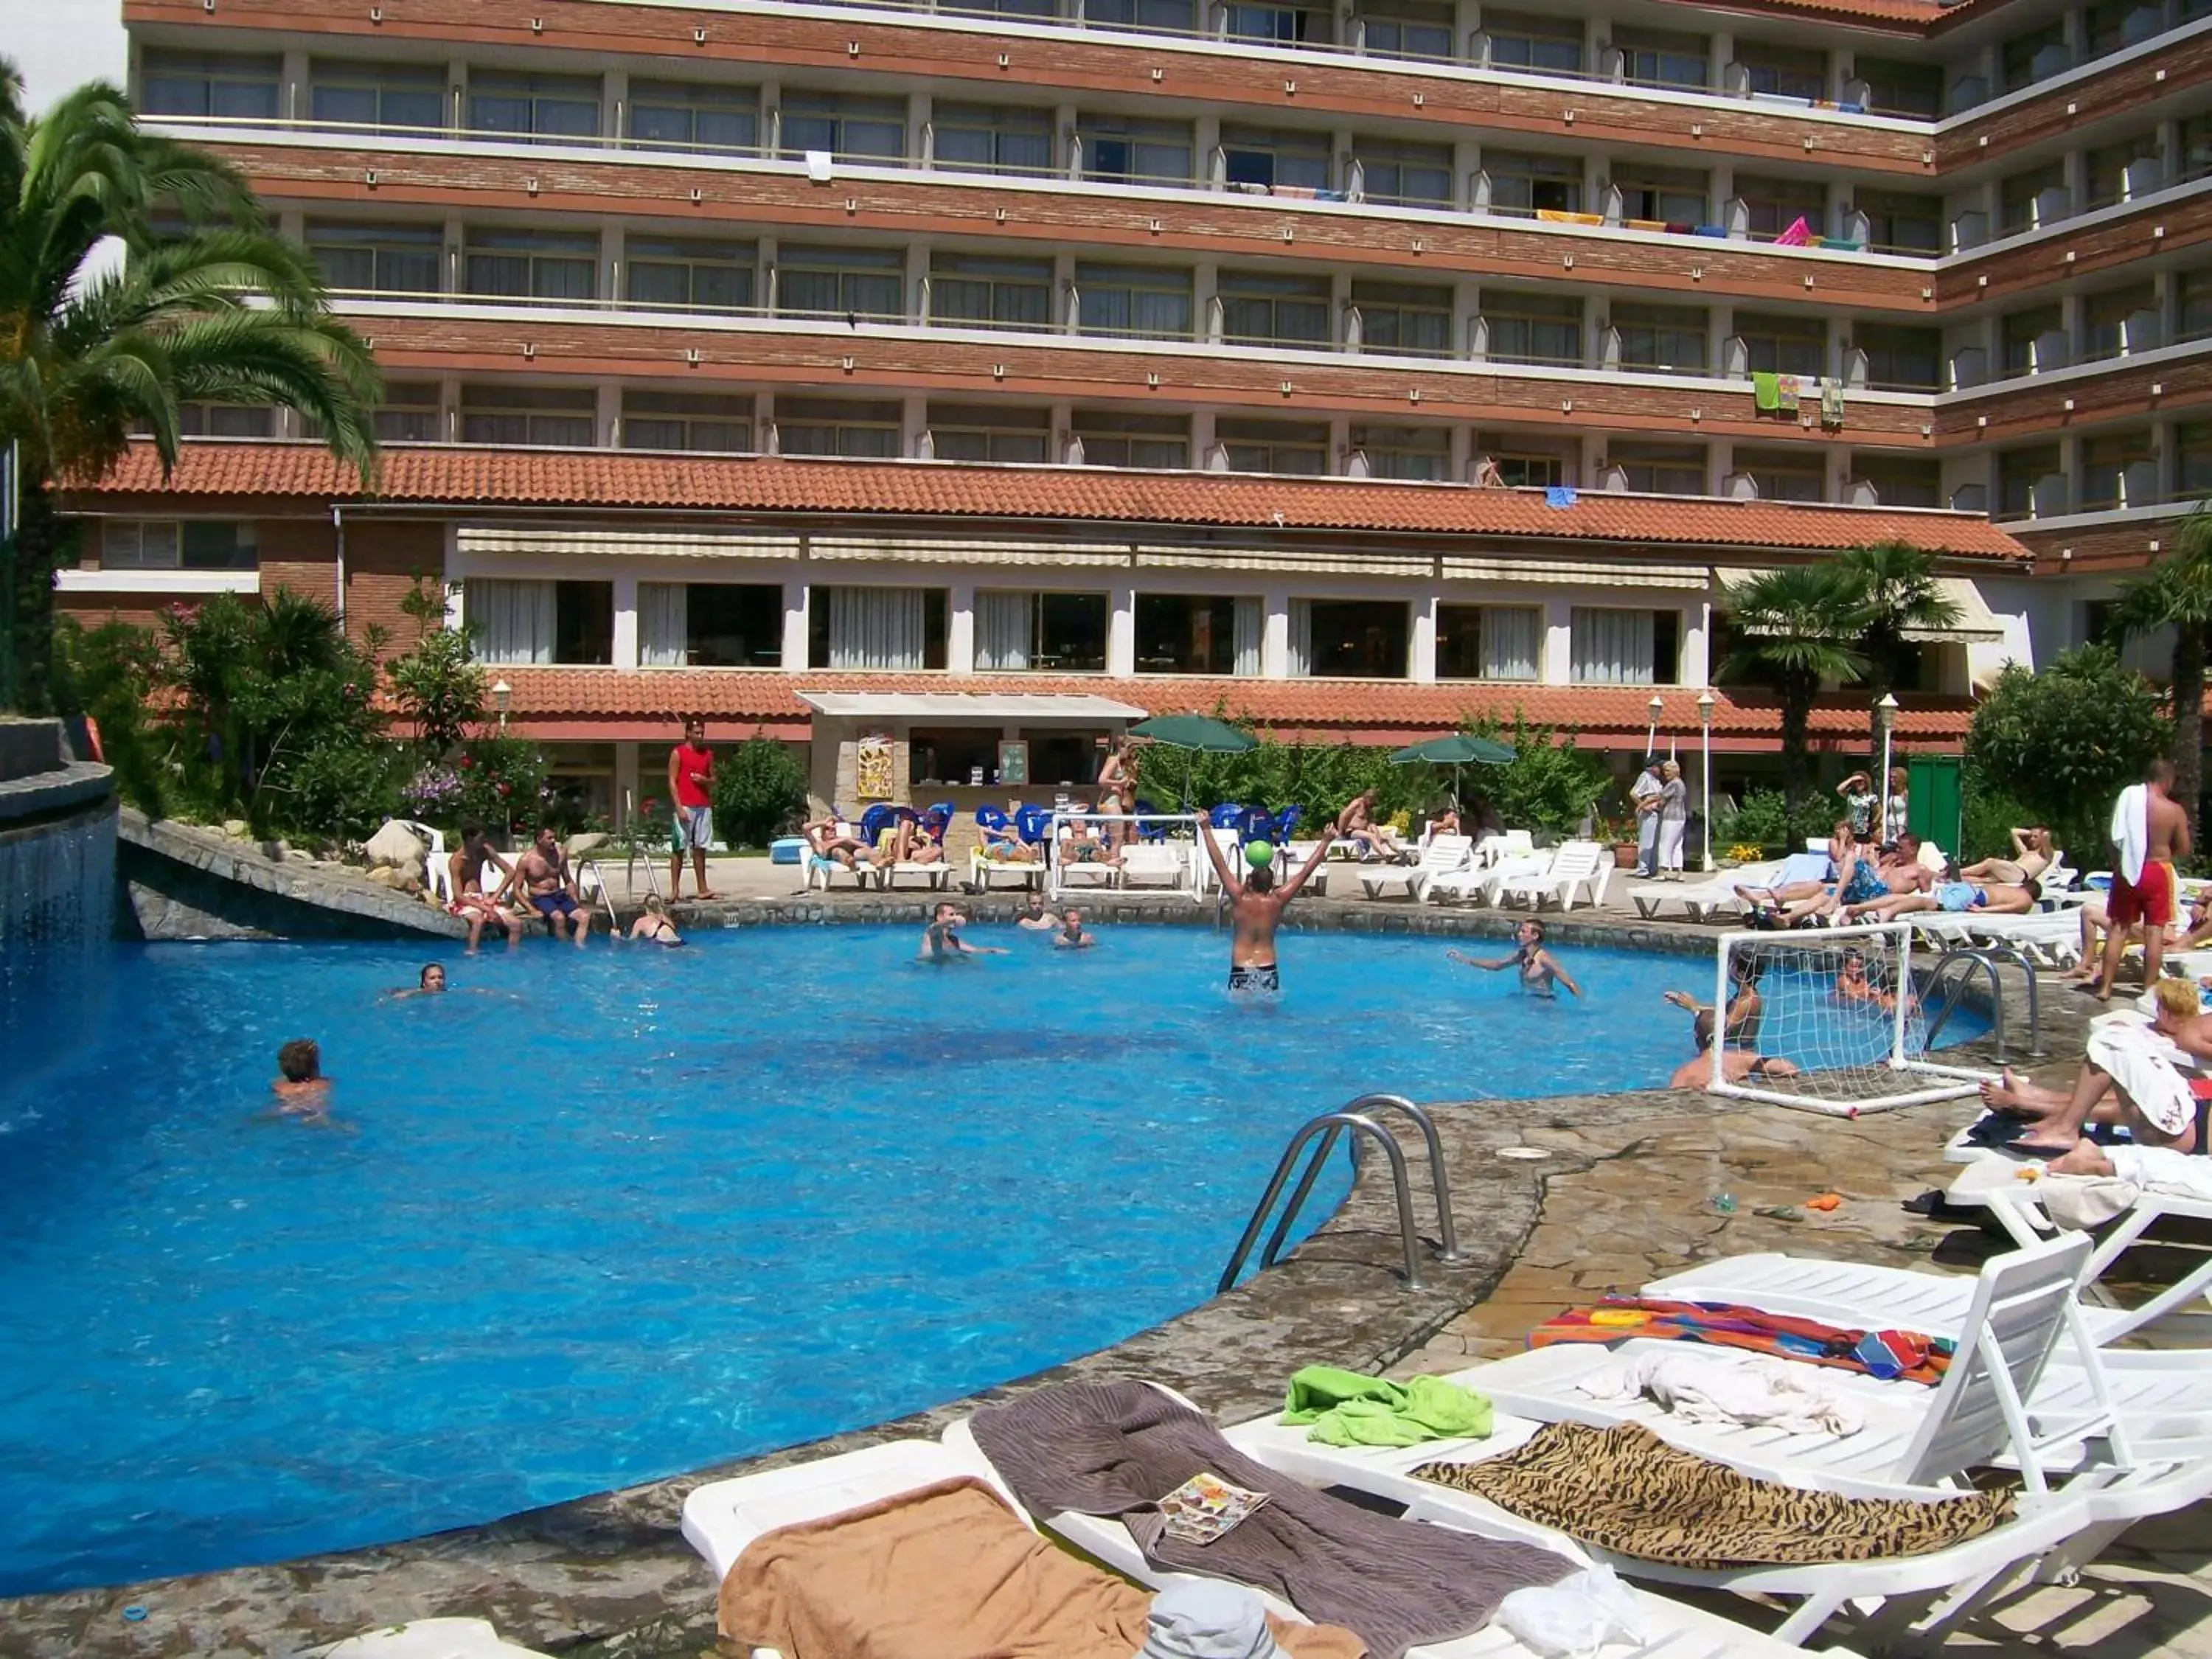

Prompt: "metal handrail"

[1946,939,2045,1058]
[1220,1110,1425,1292]
[1304,1093,1465,1265]
[1923,945,2018,1062]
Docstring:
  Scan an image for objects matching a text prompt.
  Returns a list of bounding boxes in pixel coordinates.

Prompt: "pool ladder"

[1218,1093,1466,1295]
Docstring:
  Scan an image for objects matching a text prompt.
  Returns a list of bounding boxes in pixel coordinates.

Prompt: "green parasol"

[1128,713,1258,753]
[1390,733,1517,817]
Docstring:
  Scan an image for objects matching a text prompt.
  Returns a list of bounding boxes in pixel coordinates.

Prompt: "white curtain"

[1287,599,1312,678]
[975,591,1032,672]
[1482,607,1539,681]
[466,578,555,665]
[639,582,687,668]
[828,586,926,670]
[1233,597,1264,678]
[1569,607,1655,684]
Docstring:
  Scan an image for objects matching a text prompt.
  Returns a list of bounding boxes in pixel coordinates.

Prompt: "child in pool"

[271,1038,331,1118]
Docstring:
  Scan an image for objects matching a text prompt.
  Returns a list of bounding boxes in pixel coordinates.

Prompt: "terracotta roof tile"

[74,442,2028,560]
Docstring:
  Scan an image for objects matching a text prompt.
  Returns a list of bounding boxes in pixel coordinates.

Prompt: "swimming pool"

[0,922,1969,1595]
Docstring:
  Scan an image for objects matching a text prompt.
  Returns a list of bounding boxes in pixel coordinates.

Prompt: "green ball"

[1244,841,1275,869]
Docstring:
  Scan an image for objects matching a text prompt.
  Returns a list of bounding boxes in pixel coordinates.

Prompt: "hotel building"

[65,0,2212,817]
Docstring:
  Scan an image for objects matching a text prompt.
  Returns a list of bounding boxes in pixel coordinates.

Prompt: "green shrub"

[1966,644,2170,865]
[52,616,168,815]
[1464,716,1609,838]
[710,732,810,848]
[1713,787,1837,855]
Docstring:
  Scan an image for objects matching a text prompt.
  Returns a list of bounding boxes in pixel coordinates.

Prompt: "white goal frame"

[1709,920,1996,1116]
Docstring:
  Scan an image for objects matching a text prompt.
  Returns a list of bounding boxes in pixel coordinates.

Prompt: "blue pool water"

[0,922,1969,1595]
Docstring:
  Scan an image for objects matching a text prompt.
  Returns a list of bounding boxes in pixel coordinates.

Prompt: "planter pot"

[1610,843,1642,869]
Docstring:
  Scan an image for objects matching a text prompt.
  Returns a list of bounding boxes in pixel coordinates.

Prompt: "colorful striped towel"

[1528,1297,1954,1385]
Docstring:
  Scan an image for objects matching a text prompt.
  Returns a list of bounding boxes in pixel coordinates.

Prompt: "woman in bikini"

[628,893,684,946]
[1961,825,2054,888]
[1096,739,1139,851]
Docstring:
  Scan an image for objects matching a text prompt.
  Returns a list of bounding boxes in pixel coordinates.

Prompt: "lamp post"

[1875,692,1900,843]
[1697,689,1716,872]
[1646,693,1664,759]
[493,679,511,734]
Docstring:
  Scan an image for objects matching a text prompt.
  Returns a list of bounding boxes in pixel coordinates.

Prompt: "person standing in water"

[1198,794,1365,992]
[1447,919,1582,998]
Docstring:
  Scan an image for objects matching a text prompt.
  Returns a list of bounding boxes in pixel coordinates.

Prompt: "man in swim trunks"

[2067,887,2212,987]
[803,811,872,872]
[1446,918,1582,998]
[2092,758,2193,1001]
[919,901,1006,962]
[448,824,524,953]
[1053,908,1096,949]
[1199,795,1361,992]
[1846,877,2040,922]
[1015,891,1057,931]
[1669,1009,1801,1091]
[667,717,720,902]
[1981,978,2212,1155]
[517,824,591,947]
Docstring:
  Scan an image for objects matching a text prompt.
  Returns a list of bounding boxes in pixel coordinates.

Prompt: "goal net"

[1707,922,1993,1116]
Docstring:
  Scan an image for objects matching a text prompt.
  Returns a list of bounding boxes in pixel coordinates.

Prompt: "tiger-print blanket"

[1413,1421,2017,1568]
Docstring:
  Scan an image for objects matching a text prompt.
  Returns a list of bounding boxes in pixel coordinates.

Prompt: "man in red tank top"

[667,717,720,901]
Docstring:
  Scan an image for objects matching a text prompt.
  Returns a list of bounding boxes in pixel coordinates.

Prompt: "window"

[1609,440,1705,495]
[1226,0,1330,45]
[1077,263,1193,339]
[465,578,613,665]
[2180,422,2212,496]
[2087,0,2166,55]
[176,403,274,438]
[1135,594,1261,674]
[1999,164,2067,233]
[941,0,1057,17]
[1484,149,1581,218]
[807,588,949,670]
[1571,608,1677,685]
[2084,284,2157,359]
[1610,161,1708,226]
[460,386,597,447]
[1854,57,1942,119]
[776,397,901,459]
[1071,408,1190,468]
[1220,125,1331,193]
[1216,417,1328,475]
[639,582,782,667]
[139,49,279,121]
[1293,599,1408,678]
[1436,605,1540,681]
[1351,280,1450,357]
[928,254,1052,331]
[1077,115,1194,184]
[1855,189,1942,256]
[1734,173,1825,241]
[628,80,759,153]
[2081,431,2158,508]
[1851,456,1941,509]
[2184,115,2212,184]
[1613,26,1710,90]
[1351,424,1450,481]
[308,60,445,132]
[1083,0,1198,32]
[373,383,441,443]
[105,520,258,571]
[462,228,597,302]
[627,236,754,313]
[1217,269,1330,346]
[927,403,1050,464]
[778,91,905,161]
[2183,270,2212,341]
[2001,305,2064,376]
[622,390,752,453]
[1736,41,1824,101]
[1997,445,2065,518]
[1613,302,1707,375]
[2085,133,2164,206]
[1731,446,1825,504]
[1351,139,1452,209]
[1735,312,1826,378]
[2000,23,2069,91]
[1354,0,1453,61]
[974,591,1110,671]
[1475,433,1572,488]
[1853,323,1941,390]
[777,243,904,320]
[465,70,600,142]
[305,220,442,293]
[1483,290,1581,366]
[932,102,1053,175]
[1484,9,1582,74]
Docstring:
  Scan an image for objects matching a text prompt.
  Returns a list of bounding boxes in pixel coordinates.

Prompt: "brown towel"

[970,1380,1573,1659]
[720,1475,1365,1659]
[1416,1421,2018,1569]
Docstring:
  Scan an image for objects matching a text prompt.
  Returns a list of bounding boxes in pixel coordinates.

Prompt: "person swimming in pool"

[628,893,684,946]
[270,1038,332,1117]
[920,901,1006,962]
[386,963,448,999]
[1198,794,1363,993]
[1446,918,1582,998]
[1015,891,1058,931]
[1669,1009,1801,1091]
[1833,947,1897,1012]
[1053,908,1096,949]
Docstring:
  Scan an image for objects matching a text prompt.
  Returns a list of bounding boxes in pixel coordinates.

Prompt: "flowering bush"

[400,763,465,819]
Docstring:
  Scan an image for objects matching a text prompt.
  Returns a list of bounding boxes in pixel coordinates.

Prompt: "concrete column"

[1584,15,1606,75]
[1679,601,1710,686]
[1708,163,1735,227]
[1048,398,1074,460]
[905,244,928,325]
[1710,439,1735,496]
[601,221,625,308]
[1330,270,1354,348]
[1542,595,1573,684]
[947,580,976,675]
[611,571,639,669]
[1194,262,1220,344]
[281,49,309,122]
[1328,415,1353,472]
[1411,594,1439,682]
[1709,303,1733,382]
[605,67,627,143]
[444,215,465,296]
[911,91,933,164]
[448,60,467,131]
[1709,29,1733,88]
[1455,0,1479,61]
[756,391,778,453]
[1107,580,1136,676]
[595,383,622,450]
[1194,114,1222,187]
[902,394,928,458]
[613,742,640,827]
[783,575,810,668]
[1262,588,1292,678]
[1455,139,1481,212]
[1447,426,1472,481]
[1054,251,1079,333]
[758,80,780,155]
[1454,276,1481,360]
[1191,408,1219,468]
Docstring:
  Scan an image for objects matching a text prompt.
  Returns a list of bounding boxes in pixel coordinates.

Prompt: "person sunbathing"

[1447,918,1582,997]
[2065,888,2212,987]
[1343,818,1409,862]
[1669,1009,1800,1091]
[978,804,1040,863]
[1060,818,1121,866]
[803,813,872,871]
[1846,877,2039,923]
[1980,978,2212,1155]
[890,813,947,867]
[1740,823,1898,928]
[1961,826,2055,888]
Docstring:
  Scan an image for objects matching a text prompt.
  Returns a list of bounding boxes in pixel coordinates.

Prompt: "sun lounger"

[324,1620,552,1659]
[1491,841,1609,911]
[1360,834,1471,901]
[946,1383,1863,1658]
[1118,841,1190,890]
[1628,860,1784,921]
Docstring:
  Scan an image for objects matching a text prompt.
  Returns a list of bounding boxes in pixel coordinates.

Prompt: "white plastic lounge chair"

[1360,834,1471,901]
[1118,841,1189,891]
[804,823,877,891]
[324,1620,551,1659]
[1492,841,1608,911]
[384,819,451,902]
[1628,860,1784,921]
[881,852,953,891]
[942,1396,1863,1659]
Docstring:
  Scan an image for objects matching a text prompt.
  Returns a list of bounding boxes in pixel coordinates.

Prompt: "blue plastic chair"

[858,803,897,847]
[975,804,1011,835]
[1275,804,1304,844]
[1208,802,1246,829]
[1237,807,1276,847]
[1133,796,1166,842]
[1015,804,1052,845]
[926,800,956,822]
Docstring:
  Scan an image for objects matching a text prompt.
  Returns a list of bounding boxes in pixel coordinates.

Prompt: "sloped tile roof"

[74,442,2029,560]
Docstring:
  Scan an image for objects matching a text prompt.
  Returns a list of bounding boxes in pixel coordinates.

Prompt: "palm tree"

[1717,566,1866,814]
[0,65,379,712]
[2112,505,2212,831]
[1834,540,1961,714]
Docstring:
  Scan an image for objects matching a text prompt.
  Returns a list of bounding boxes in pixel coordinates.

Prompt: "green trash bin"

[1905,754,1963,858]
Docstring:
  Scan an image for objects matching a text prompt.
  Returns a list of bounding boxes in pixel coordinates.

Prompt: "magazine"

[1157,1471,1272,1545]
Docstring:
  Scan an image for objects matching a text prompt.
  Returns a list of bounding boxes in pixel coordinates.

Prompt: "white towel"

[2112,783,2150,886]
[1578,1349,1863,1437]
[2085,1017,2195,1136]
[2111,1144,2212,1201]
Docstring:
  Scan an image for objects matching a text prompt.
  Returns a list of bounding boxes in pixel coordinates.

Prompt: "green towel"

[1751,371,1782,412]
[1281,1366,1493,1447]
